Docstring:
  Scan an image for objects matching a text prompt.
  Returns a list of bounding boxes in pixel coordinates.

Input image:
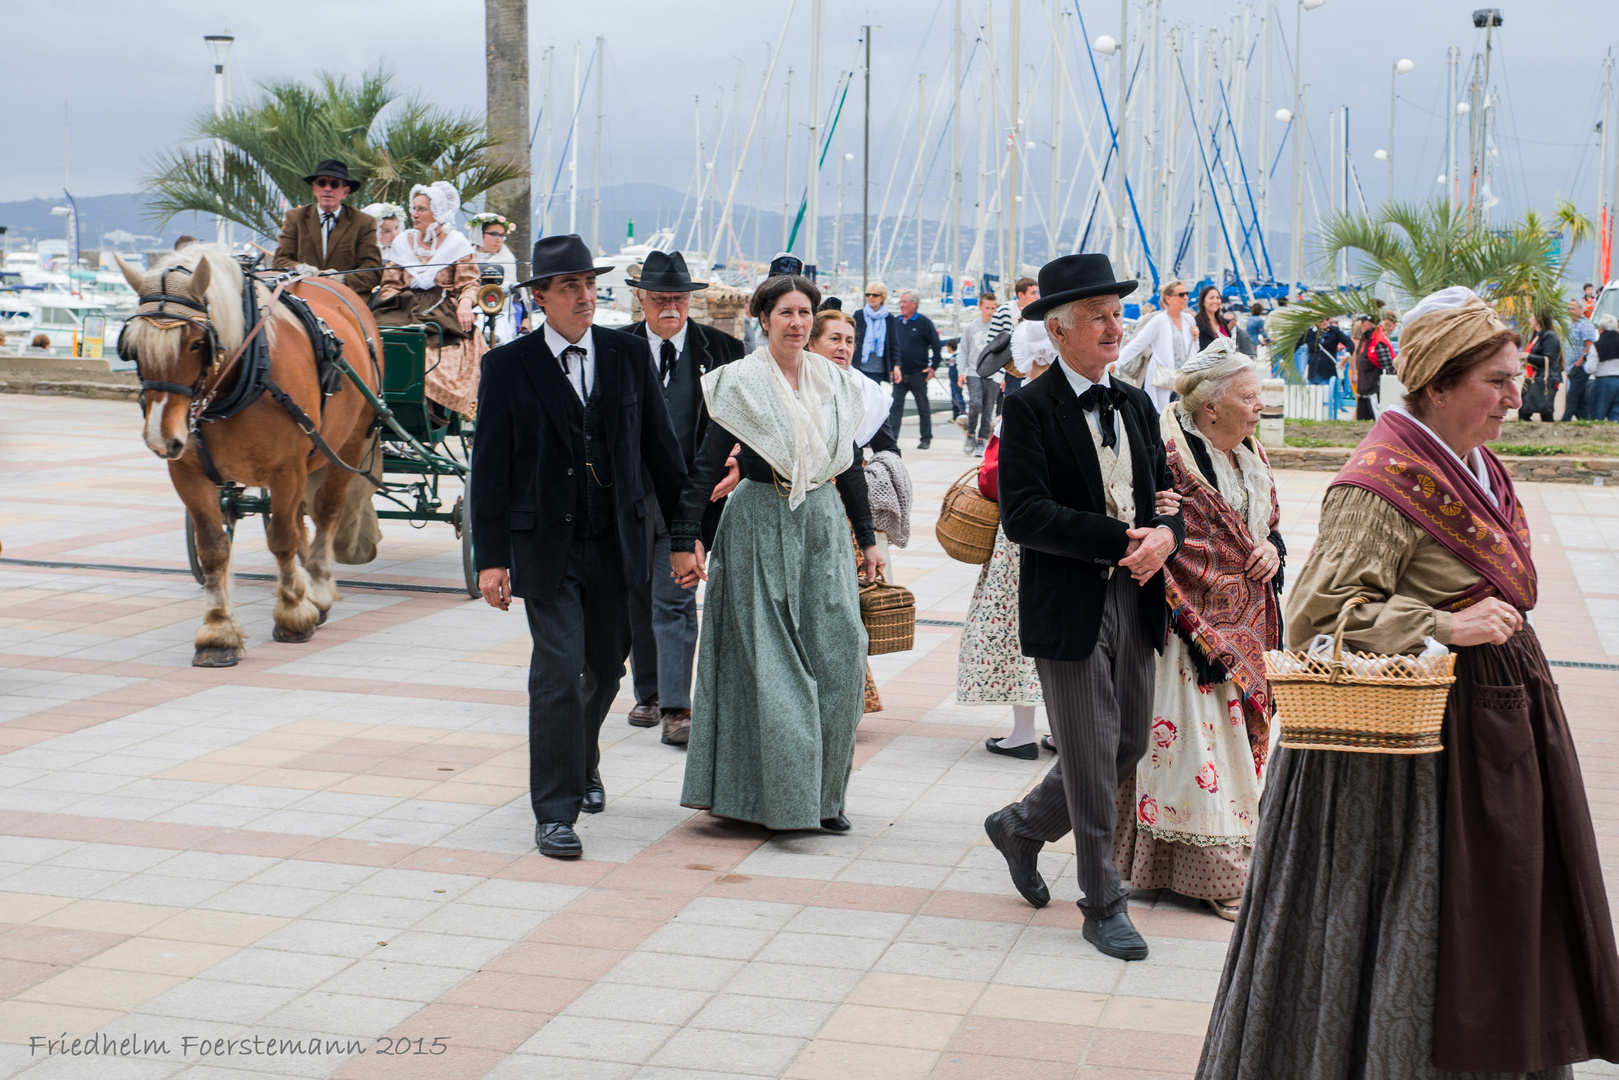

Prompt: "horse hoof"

[272,625,316,644]
[193,646,239,668]
[316,607,329,626]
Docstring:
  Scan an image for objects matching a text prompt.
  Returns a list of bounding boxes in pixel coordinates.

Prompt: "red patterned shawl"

[1331,410,1536,612]
[1160,412,1283,771]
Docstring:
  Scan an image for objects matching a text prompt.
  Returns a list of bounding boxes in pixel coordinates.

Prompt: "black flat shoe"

[581,769,605,814]
[984,810,1048,908]
[1041,734,1057,752]
[820,813,851,833]
[535,821,582,859]
[985,736,1038,760]
[1083,910,1149,960]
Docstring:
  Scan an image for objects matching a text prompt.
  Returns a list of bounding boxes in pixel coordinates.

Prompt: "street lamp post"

[1289,0,1324,296]
[1385,58,1414,202]
[204,34,234,248]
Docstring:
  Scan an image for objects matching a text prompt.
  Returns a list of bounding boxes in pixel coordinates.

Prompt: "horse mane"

[123,243,283,374]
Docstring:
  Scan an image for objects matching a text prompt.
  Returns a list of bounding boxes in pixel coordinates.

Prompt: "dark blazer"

[624,317,746,547]
[852,308,899,380]
[272,203,383,296]
[999,368,1185,662]
[469,325,687,598]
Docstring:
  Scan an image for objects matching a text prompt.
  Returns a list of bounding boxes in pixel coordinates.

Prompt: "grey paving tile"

[639,922,773,961]
[483,1055,636,1080]
[259,991,425,1036]
[688,992,838,1038]
[753,931,890,970]
[721,962,865,1002]
[670,897,802,931]
[564,982,711,1026]
[647,1028,803,1075]
[875,941,1009,982]
[518,1017,677,1064]
[602,951,746,992]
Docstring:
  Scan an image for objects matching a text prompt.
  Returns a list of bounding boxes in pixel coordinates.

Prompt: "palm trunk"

[485,0,531,277]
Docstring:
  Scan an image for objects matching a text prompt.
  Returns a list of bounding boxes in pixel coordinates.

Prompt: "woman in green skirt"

[670,272,890,832]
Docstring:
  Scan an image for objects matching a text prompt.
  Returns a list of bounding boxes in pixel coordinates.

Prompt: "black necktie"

[559,345,585,375]
[1077,382,1121,450]
[320,212,335,257]
[659,337,678,383]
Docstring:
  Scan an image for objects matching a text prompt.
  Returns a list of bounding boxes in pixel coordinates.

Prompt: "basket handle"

[950,466,981,489]
[1326,597,1370,682]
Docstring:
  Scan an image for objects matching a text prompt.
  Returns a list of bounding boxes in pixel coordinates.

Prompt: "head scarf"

[1179,332,1243,375]
[1395,286,1508,391]
[1010,319,1058,375]
[362,202,404,222]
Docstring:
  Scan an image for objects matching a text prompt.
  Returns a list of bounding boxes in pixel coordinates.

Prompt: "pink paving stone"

[298,838,417,868]
[0,958,60,997]
[931,1051,1079,1080]
[594,862,721,895]
[393,847,517,878]
[335,1043,507,1080]
[494,856,613,887]
[0,728,54,750]
[0,811,40,832]
[1029,903,1087,931]
[919,890,1036,925]
[1132,907,1234,944]
[194,829,318,859]
[11,814,124,842]
[101,820,224,850]
[439,971,592,1014]
[566,888,695,922]
[1086,1029,1204,1073]
[485,942,629,982]
[526,912,663,951]
[813,881,932,915]
[388,1002,549,1052]
[704,873,826,905]
[1075,1068,1197,1079]
[0,925,128,965]
[949,1016,1092,1062]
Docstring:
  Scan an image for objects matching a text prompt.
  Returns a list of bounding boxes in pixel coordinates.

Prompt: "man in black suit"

[622,251,746,746]
[982,253,1184,961]
[470,235,687,859]
[852,280,899,384]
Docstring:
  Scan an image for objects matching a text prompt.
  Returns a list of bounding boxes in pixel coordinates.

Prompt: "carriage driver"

[272,159,383,296]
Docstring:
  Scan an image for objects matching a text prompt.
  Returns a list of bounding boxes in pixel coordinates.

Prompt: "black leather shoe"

[535,822,582,859]
[917,439,931,450]
[1083,910,1149,961]
[984,810,1048,908]
[820,813,851,833]
[985,736,1038,760]
[581,770,605,814]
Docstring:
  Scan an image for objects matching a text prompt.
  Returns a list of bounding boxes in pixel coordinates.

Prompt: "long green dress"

[671,348,883,830]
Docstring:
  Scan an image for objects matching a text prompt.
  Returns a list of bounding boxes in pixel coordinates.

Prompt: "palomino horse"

[115,244,382,666]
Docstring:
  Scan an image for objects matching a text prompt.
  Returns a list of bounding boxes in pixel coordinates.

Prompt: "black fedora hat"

[625,250,706,292]
[1021,254,1138,320]
[517,234,616,289]
[302,159,358,190]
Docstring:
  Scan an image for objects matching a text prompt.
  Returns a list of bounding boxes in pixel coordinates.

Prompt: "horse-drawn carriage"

[181,323,479,599]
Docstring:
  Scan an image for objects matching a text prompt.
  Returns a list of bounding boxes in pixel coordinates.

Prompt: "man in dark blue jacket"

[852,280,899,383]
[888,289,943,449]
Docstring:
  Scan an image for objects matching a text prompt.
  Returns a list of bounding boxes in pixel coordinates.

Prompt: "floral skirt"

[955,526,1042,705]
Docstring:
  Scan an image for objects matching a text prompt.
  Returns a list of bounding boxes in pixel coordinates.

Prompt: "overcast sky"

[5,0,1614,272]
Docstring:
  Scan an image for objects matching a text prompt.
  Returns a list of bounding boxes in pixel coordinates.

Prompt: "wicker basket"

[860,569,916,656]
[937,467,999,565]
[1265,598,1456,754]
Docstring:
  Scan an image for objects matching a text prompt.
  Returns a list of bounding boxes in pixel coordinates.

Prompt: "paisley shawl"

[1331,409,1536,612]
[1158,410,1283,770]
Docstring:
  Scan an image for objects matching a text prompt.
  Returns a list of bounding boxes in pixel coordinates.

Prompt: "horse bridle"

[118,265,223,410]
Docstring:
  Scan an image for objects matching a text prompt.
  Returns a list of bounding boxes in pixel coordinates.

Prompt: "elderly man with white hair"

[981,253,1184,962]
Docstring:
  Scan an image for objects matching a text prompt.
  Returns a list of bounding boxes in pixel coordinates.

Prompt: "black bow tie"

[659,337,678,382]
[559,344,585,374]
[321,212,335,228]
[1077,382,1122,449]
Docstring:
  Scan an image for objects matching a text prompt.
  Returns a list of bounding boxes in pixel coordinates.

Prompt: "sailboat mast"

[862,26,872,294]
[690,97,703,254]
[808,0,823,275]
[1257,7,1269,270]
[782,67,793,252]
[835,100,846,275]
[1115,0,1128,274]
[1050,12,1062,263]
[917,75,926,289]
[952,0,962,289]
[591,36,603,255]
[541,46,555,237]
[1009,0,1020,281]
[1447,45,1459,214]
[1599,51,1615,286]
[569,41,580,234]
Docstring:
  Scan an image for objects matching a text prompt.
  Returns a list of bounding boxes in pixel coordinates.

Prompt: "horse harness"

[119,264,381,488]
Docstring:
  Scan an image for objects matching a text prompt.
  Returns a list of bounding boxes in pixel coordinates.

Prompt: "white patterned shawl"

[701,348,872,510]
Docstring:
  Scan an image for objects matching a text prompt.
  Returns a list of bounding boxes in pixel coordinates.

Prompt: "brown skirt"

[1197,625,1619,1078]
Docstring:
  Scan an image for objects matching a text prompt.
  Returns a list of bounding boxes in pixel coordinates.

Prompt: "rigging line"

[1075,37,1148,259]
[1214,73,1275,279]
[1493,36,1534,222]
[1173,45,1251,301]
[1402,62,1443,205]
[1070,1,1159,287]
[785,69,856,252]
[540,47,596,235]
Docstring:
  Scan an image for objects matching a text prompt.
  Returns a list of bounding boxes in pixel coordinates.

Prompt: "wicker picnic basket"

[1265,597,1456,754]
[937,467,999,565]
[860,569,916,655]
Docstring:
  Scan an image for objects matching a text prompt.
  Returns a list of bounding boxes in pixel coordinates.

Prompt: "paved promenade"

[0,395,1616,1079]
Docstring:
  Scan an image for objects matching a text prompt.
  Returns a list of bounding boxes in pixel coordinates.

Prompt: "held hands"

[1244,538,1281,583]
[671,542,707,590]
[479,568,512,611]
[711,449,742,502]
[1118,526,1175,583]
[1448,597,1524,647]
[1153,488,1183,516]
[860,545,886,584]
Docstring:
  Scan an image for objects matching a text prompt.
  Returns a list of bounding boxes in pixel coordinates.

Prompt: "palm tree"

[1267,200,1567,380]
[144,65,525,241]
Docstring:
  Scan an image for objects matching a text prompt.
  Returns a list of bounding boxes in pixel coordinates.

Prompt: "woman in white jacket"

[1117,279,1197,412]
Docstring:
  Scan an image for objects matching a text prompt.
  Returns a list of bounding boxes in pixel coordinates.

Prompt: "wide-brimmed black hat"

[302,159,358,190]
[1020,254,1138,320]
[516,234,615,289]
[624,250,706,292]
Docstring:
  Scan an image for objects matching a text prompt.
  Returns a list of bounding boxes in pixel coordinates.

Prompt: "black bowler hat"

[302,159,358,190]
[1020,254,1138,320]
[517,234,615,289]
[625,250,706,292]
[819,296,843,311]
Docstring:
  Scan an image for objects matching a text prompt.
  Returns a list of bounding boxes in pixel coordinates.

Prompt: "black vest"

[564,372,614,538]
[661,332,703,465]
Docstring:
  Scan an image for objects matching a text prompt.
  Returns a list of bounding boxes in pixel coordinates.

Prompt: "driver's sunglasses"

[312,178,346,190]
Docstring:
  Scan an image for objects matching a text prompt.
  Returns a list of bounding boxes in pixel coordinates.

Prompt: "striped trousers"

[1005,570,1155,919]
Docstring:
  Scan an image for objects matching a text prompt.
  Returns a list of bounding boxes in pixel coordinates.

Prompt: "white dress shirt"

[545,322,596,401]
[644,319,691,387]
[318,204,341,259]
